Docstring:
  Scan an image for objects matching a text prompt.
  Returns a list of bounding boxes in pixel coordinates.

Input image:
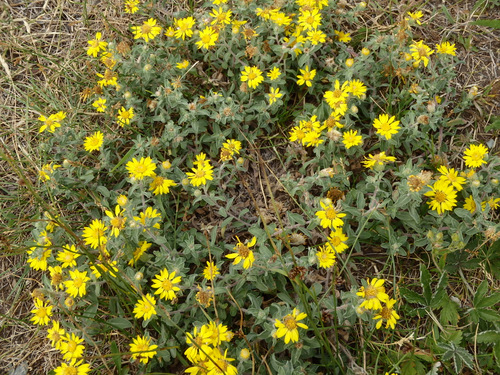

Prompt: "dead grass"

[0,0,497,373]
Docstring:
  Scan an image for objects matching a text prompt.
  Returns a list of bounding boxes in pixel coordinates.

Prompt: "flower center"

[73,277,83,288]
[141,24,153,35]
[434,191,447,203]
[283,315,298,330]
[37,307,47,318]
[111,216,125,228]
[364,285,378,299]
[248,72,257,80]
[325,207,337,219]
[331,237,341,246]
[62,367,78,375]
[237,244,250,258]
[380,306,392,319]
[161,279,173,291]
[195,169,206,178]
[67,341,77,352]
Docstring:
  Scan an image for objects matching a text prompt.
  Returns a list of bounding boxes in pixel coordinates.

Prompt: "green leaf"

[400,287,427,306]
[476,293,500,308]
[474,280,489,307]
[420,264,432,304]
[108,317,133,329]
[485,116,500,132]
[472,19,500,29]
[478,308,500,322]
[476,330,500,344]
[440,296,460,326]
[440,342,474,373]
[110,341,122,371]
[401,356,427,375]
[431,271,448,308]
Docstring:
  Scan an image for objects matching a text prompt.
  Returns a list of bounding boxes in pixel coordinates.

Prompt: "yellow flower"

[306,29,326,45]
[205,347,238,375]
[92,97,107,112]
[409,40,434,67]
[406,11,424,25]
[298,8,322,30]
[49,265,64,289]
[124,0,140,14]
[267,66,281,80]
[296,65,316,87]
[203,261,219,281]
[126,156,156,180]
[133,293,157,320]
[357,278,390,310]
[226,236,256,269]
[268,87,283,105]
[463,144,488,168]
[185,326,213,362]
[373,114,401,140]
[38,111,66,133]
[60,333,85,361]
[437,166,466,191]
[316,245,336,268]
[424,180,457,215]
[131,18,162,42]
[96,69,118,87]
[174,16,195,40]
[240,66,264,89]
[222,139,242,156]
[195,26,219,50]
[373,298,400,329]
[209,7,232,25]
[90,258,118,279]
[195,286,213,308]
[176,60,189,69]
[54,360,91,375]
[117,107,134,126]
[133,207,162,230]
[130,335,158,364]
[152,268,182,301]
[362,152,396,170]
[47,320,66,349]
[315,201,346,228]
[481,197,500,211]
[105,205,126,237]
[149,176,177,195]
[83,131,104,152]
[205,321,233,346]
[231,19,247,33]
[57,244,81,268]
[275,308,308,344]
[82,219,107,249]
[30,298,53,326]
[342,129,363,149]
[346,79,367,98]
[100,51,116,69]
[27,235,52,271]
[39,162,61,181]
[324,80,349,107]
[436,41,456,56]
[325,227,349,254]
[129,241,152,266]
[269,12,292,27]
[334,30,351,43]
[186,159,214,186]
[64,269,90,298]
[463,195,477,213]
[86,32,107,57]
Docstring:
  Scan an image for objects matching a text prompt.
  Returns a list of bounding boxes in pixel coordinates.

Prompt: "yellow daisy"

[151,268,182,301]
[424,180,457,215]
[274,308,308,344]
[226,236,256,269]
[126,157,157,180]
[133,293,157,320]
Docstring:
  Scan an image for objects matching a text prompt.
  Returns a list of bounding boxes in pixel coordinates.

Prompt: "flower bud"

[491,178,498,186]
[144,64,153,72]
[240,348,250,360]
[117,195,128,207]
[471,180,480,188]
[350,105,358,114]
[193,189,202,197]
[361,47,370,56]
[124,91,132,99]
[134,272,144,281]
[345,58,354,67]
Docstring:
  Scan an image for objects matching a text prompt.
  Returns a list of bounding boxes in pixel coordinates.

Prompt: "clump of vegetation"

[18,0,500,374]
